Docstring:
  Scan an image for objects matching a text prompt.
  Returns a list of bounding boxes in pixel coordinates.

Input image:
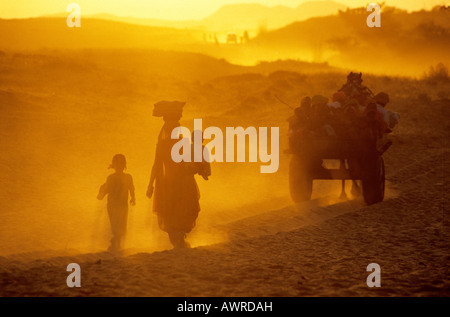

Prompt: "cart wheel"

[289,155,312,203]
[362,156,385,205]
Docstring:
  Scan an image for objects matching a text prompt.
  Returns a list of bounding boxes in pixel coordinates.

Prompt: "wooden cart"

[288,136,392,205]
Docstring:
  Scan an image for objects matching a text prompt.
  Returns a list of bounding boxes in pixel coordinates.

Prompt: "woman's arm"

[146,166,156,199]
[147,145,161,199]
[129,175,136,205]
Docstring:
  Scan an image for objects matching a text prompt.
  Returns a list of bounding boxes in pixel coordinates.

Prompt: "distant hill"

[199,1,347,33]
[0,1,346,52]
[251,6,450,75]
[0,18,201,51]
[1,5,449,76]
[40,1,347,35]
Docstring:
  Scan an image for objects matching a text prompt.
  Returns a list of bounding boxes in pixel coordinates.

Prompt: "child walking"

[97,154,135,252]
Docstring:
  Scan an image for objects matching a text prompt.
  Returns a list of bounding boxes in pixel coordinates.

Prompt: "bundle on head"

[153,100,185,120]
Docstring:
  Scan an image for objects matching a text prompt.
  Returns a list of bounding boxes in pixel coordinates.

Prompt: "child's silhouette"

[97,154,135,252]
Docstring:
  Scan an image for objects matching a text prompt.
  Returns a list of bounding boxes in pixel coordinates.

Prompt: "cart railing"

[288,135,391,159]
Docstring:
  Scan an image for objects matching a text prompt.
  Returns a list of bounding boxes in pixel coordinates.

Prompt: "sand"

[0,143,448,296]
[0,50,449,297]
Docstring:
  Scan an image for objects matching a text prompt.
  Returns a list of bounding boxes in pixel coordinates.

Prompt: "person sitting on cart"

[310,95,336,137]
[328,91,347,111]
[374,92,400,133]
[331,98,361,138]
[327,91,351,135]
[360,100,386,140]
[288,96,313,150]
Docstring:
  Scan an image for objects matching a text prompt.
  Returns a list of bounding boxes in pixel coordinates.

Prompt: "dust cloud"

[0,4,448,257]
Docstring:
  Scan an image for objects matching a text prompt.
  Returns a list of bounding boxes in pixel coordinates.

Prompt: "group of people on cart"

[288,72,399,150]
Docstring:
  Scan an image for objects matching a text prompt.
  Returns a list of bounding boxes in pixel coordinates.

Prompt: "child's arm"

[97,183,107,200]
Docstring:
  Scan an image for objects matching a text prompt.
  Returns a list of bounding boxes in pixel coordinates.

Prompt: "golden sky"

[0,0,449,19]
